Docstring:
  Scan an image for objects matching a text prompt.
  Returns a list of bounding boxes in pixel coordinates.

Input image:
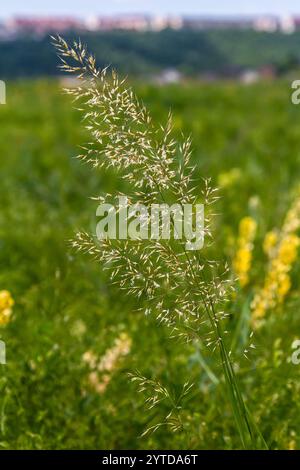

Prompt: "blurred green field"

[0,79,300,449]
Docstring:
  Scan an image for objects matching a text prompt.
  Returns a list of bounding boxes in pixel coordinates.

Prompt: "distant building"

[279,16,296,34]
[240,69,260,84]
[253,16,278,32]
[153,69,182,85]
[292,17,300,30]
[168,16,184,30]
[84,16,101,31]
[259,65,277,80]
[95,15,150,31]
[149,16,168,31]
[5,17,83,36]
[183,16,254,30]
[2,13,300,39]
[0,21,7,38]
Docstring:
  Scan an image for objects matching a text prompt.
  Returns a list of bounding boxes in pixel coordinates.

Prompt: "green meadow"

[0,79,300,449]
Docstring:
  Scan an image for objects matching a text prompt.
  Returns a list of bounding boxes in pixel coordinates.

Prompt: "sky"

[1,0,300,19]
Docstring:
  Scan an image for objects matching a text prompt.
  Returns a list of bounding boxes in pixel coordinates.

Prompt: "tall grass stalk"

[53,36,267,449]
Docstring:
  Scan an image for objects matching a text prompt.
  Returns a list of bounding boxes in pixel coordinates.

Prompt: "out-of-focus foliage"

[0,80,300,449]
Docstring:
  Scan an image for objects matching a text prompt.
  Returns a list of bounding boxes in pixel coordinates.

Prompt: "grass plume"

[52,35,267,449]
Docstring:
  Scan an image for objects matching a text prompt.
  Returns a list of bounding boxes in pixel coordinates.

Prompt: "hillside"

[1,29,300,78]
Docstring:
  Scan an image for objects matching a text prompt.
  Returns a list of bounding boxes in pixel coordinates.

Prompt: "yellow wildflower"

[289,440,297,450]
[82,350,98,369]
[233,216,257,287]
[251,197,300,325]
[263,231,278,257]
[0,290,14,326]
[98,332,131,373]
[283,196,300,234]
[278,235,299,265]
[277,273,291,303]
[239,217,257,240]
[83,332,132,394]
